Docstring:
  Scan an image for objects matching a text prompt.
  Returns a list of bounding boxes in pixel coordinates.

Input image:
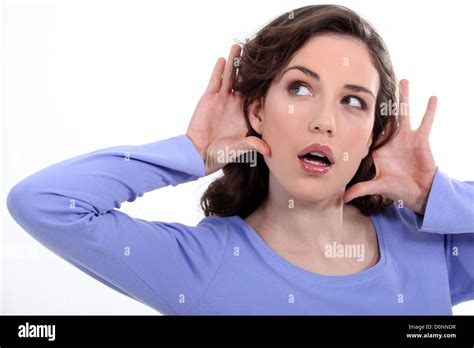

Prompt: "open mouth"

[298,152,333,166]
[297,143,335,175]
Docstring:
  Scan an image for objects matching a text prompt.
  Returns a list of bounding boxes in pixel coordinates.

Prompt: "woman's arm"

[6,43,270,315]
[416,167,474,233]
[414,167,474,305]
[6,134,228,315]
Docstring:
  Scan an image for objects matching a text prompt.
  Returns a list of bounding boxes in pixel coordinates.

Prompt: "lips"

[297,143,335,165]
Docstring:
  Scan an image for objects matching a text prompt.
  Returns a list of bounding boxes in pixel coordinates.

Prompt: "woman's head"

[201,4,399,218]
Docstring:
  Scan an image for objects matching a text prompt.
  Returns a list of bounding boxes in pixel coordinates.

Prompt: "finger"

[417,96,437,137]
[222,44,241,94]
[399,79,412,131]
[205,57,225,94]
[242,136,272,157]
[231,136,272,157]
[343,179,387,204]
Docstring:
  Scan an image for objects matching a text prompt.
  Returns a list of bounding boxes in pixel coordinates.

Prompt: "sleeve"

[6,134,229,315]
[414,166,474,305]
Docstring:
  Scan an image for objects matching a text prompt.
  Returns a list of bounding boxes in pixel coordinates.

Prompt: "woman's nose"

[308,105,336,136]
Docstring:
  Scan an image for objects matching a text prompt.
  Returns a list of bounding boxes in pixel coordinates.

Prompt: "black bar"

[0,315,473,346]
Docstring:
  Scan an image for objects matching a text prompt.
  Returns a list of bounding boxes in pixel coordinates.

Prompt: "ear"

[367,134,373,149]
[363,133,373,158]
[248,96,265,135]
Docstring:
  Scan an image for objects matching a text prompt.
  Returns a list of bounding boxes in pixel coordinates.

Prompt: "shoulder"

[195,215,248,244]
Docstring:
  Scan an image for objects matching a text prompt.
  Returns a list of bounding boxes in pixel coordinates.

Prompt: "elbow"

[6,176,63,234]
[7,175,96,235]
[7,178,41,231]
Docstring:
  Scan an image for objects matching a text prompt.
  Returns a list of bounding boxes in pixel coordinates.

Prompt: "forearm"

[7,134,205,227]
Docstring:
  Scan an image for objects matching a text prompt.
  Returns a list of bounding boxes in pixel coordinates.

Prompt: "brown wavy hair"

[201,4,400,218]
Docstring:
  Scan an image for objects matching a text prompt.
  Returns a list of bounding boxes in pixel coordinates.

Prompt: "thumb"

[232,136,272,157]
[343,179,385,204]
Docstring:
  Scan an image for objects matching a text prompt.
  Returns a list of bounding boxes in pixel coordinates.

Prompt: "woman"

[7,4,474,315]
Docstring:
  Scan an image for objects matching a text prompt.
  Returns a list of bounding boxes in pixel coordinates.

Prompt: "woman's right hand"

[186,44,272,176]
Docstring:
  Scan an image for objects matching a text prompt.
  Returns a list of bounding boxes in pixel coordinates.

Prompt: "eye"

[341,95,367,110]
[288,81,312,97]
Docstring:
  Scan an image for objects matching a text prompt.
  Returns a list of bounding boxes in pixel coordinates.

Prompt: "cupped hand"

[343,79,438,215]
[186,44,271,176]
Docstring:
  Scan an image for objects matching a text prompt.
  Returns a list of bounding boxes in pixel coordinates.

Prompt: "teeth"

[302,157,328,166]
[309,152,326,158]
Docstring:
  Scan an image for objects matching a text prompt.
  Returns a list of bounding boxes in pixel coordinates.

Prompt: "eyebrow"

[280,65,376,99]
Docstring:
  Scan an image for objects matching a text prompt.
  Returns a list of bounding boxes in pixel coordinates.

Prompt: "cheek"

[261,94,296,144]
[259,94,300,178]
[339,123,373,171]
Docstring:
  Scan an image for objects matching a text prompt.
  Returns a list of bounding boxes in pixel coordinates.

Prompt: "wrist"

[185,133,207,162]
[413,167,437,215]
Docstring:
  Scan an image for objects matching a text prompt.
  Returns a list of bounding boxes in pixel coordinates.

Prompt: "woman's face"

[250,34,380,203]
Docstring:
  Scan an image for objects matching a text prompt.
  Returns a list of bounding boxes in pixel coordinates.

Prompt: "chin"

[286,184,342,204]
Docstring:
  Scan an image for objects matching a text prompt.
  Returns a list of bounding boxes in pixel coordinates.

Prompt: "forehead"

[283,34,380,91]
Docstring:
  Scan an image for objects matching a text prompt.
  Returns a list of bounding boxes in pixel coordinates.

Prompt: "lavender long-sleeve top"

[6,134,474,314]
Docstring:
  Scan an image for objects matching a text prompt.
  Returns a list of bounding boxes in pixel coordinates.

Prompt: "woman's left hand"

[343,79,438,215]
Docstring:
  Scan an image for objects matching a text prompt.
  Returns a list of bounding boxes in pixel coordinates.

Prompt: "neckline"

[231,212,387,285]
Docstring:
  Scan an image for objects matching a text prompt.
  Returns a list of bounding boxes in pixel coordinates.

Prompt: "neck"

[245,173,363,254]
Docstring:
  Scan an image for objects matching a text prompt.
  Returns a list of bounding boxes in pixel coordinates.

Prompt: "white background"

[1,0,473,315]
